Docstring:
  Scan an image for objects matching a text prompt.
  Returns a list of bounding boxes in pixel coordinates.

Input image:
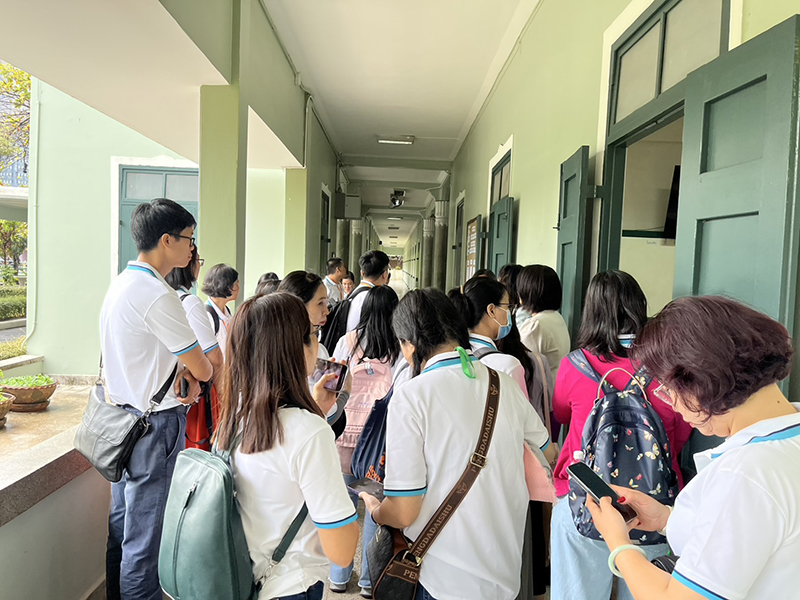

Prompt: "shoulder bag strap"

[531,352,552,435]
[271,504,309,564]
[406,367,501,562]
[151,363,179,407]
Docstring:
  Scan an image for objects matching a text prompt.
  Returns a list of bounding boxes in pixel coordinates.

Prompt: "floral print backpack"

[566,349,678,544]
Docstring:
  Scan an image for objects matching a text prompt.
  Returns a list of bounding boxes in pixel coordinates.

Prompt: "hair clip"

[455,346,476,379]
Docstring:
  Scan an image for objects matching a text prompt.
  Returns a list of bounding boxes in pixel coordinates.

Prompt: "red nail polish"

[618,496,627,503]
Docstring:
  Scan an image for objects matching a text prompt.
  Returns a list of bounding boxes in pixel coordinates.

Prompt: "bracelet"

[657,505,674,536]
[608,544,647,577]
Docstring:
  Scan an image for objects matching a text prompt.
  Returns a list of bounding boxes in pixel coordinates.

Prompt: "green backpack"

[158,442,307,600]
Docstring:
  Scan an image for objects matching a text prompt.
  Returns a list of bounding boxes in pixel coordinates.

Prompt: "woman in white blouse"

[516,265,570,381]
[587,296,800,600]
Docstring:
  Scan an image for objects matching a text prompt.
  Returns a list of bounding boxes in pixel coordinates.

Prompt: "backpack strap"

[530,352,552,435]
[567,349,619,398]
[474,346,500,360]
[205,303,221,335]
[179,292,190,302]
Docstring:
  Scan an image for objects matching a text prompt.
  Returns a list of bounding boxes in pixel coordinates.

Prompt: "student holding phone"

[586,296,800,600]
[215,292,358,600]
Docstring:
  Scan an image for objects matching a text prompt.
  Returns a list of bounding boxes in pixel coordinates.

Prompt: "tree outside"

[0,220,27,272]
[0,62,31,179]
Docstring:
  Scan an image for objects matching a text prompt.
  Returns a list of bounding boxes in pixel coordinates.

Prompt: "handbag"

[367,368,501,600]
[74,360,178,483]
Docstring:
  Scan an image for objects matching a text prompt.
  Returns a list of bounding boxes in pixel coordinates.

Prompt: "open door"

[487,196,514,275]
[676,17,800,337]
[557,146,593,344]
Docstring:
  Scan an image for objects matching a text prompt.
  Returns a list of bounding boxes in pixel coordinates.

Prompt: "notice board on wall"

[465,214,483,280]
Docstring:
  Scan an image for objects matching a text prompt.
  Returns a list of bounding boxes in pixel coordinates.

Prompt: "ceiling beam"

[349,179,439,190]
[341,155,453,171]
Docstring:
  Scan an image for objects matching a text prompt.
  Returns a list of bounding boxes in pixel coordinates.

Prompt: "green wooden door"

[487,196,514,275]
[675,17,800,333]
[557,146,593,344]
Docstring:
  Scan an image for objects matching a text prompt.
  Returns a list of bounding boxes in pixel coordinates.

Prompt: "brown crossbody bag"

[366,367,501,600]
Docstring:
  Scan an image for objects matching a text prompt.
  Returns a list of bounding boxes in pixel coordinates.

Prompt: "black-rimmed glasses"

[175,234,196,247]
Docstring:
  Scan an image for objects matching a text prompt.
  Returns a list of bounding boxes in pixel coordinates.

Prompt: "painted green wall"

[27,80,187,375]
[284,168,308,273]
[402,220,422,290]
[158,0,233,82]
[303,112,338,274]
[245,167,286,292]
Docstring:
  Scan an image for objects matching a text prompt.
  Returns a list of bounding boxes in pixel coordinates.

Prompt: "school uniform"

[206,299,232,357]
[469,333,530,399]
[233,406,358,599]
[345,280,376,332]
[384,352,551,600]
[100,261,198,600]
[667,405,800,600]
[519,310,570,381]
[323,276,343,306]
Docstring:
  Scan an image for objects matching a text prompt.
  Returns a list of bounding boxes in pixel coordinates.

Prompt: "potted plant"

[3,374,58,412]
[0,391,14,427]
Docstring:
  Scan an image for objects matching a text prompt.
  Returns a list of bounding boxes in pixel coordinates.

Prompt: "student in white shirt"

[587,296,800,600]
[345,250,391,333]
[166,246,224,449]
[102,198,213,600]
[323,257,347,307]
[214,292,358,600]
[341,271,355,297]
[201,263,240,357]
[448,277,529,398]
[360,289,556,600]
[517,265,571,381]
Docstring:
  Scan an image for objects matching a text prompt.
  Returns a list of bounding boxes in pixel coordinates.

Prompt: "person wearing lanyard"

[586,296,800,600]
[346,250,391,333]
[359,289,556,600]
[448,277,529,398]
[323,257,347,308]
[201,263,239,357]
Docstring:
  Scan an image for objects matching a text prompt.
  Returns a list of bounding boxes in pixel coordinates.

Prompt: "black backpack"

[205,303,221,335]
[567,349,678,544]
[320,285,370,353]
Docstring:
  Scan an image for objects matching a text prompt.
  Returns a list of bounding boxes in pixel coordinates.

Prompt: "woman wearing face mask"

[448,277,529,399]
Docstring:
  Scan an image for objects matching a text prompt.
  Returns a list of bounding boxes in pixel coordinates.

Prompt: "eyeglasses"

[496,303,517,315]
[175,234,196,248]
[198,258,205,267]
[653,384,676,407]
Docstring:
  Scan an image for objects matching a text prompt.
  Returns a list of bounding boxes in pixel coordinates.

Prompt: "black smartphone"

[311,359,348,393]
[179,377,189,399]
[348,477,385,501]
[567,462,638,523]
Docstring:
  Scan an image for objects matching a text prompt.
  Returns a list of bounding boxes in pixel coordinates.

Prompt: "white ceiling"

[358,187,429,249]
[265,0,541,162]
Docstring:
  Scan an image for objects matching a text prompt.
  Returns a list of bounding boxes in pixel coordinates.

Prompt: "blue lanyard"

[127,265,157,278]
[469,336,495,349]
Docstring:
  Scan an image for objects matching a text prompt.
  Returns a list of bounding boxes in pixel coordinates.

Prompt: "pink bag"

[524,444,557,503]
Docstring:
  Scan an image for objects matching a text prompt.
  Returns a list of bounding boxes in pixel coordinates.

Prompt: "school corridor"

[0,0,799,599]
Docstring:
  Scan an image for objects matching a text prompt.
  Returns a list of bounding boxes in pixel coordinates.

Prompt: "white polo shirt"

[206,300,232,357]
[384,352,551,600]
[233,407,357,599]
[667,404,800,600]
[176,287,219,355]
[345,281,375,332]
[469,333,530,400]
[99,261,198,413]
[323,276,343,306]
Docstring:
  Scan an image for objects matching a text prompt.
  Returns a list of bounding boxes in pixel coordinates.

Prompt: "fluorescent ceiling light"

[377,135,415,145]
[389,236,398,239]
[387,217,402,221]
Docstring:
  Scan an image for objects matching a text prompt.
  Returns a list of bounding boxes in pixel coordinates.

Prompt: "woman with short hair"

[201,263,240,357]
[517,265,571,380]
[587,295,800,600]
[550,270,690,600]
[360,289,553,600]
[215,292,358,600]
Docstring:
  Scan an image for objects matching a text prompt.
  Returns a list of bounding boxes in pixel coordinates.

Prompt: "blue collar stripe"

[127,265,157,278]
[423,357,475,374]
[470,336,495,349]
[672,571,728,600]
[711,423,800,459]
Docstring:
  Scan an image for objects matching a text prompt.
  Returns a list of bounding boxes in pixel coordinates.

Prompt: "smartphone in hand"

[348,477,385,502]
[179,377,189,399]
[311,359,348,393]
[567,462,638,523]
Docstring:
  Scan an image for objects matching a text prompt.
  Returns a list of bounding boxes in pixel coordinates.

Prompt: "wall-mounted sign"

[465,214,483,281]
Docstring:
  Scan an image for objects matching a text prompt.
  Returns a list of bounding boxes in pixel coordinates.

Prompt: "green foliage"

[0,374,54,388]
[0,294,25,320]
[0,63,31,174]
[0,265,17,286]
[0,222,26,272]
[0,285,25,298]
[0,335,25,361]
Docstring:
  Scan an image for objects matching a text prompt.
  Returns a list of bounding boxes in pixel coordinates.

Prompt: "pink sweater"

[552,351,692,497]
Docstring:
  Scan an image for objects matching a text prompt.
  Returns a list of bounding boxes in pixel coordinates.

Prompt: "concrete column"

[432,200,449,290]
[335,219,350,269]
[421,217,434,288]
[199,84,248,297]
[350,218,363,282]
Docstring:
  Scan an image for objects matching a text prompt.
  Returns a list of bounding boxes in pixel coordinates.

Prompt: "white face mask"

[618,334,636,349]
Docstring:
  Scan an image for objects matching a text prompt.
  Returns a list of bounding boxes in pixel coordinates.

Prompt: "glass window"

[500,162,511,199]
[661,0,723,91]
[492,172,501,204]
[165,174,199,203]
[615,24,660,122]
[125,172,163,200]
